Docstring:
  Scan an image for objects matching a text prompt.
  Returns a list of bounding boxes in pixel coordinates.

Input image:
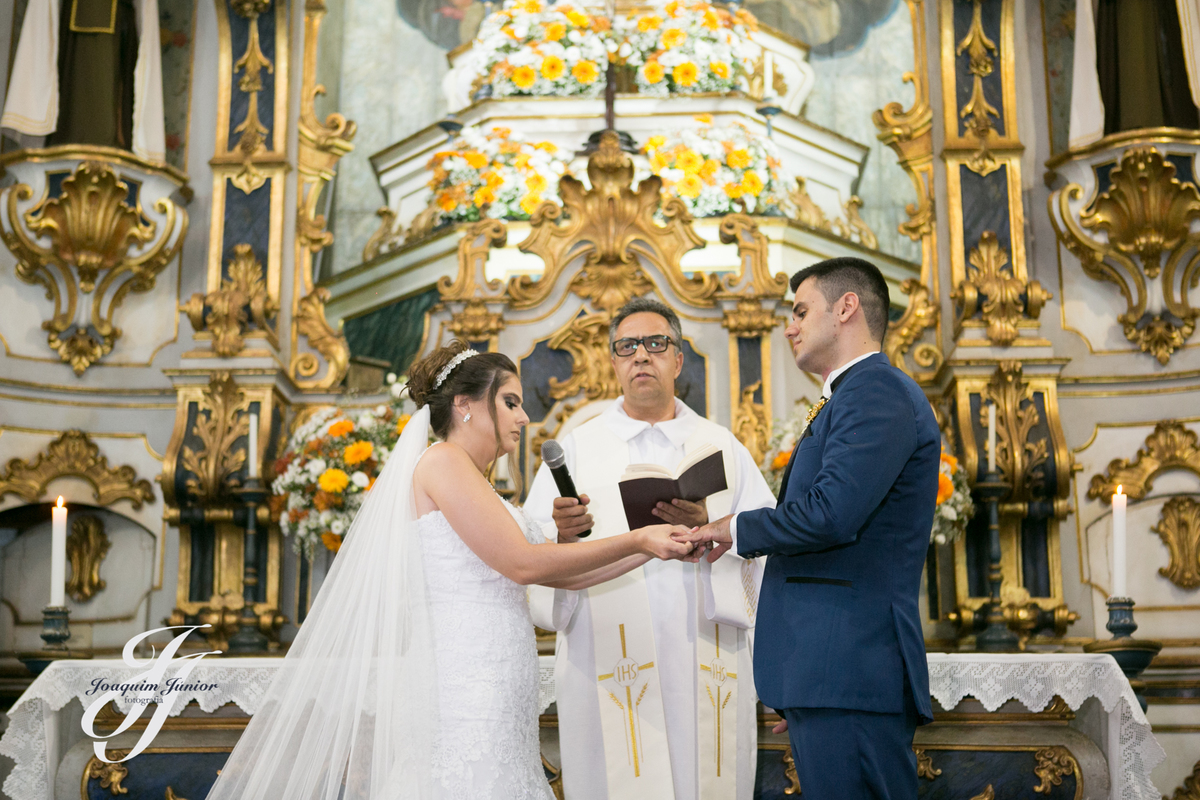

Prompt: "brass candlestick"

[975,469,1019,652]
[227,478,270,654]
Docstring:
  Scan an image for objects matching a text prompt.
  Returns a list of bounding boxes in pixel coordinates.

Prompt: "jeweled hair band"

[433,350,479,390]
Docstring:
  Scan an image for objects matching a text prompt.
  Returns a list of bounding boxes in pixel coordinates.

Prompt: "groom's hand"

[671,515,733,563]
[652,497,708,528]
[552,494,593,543]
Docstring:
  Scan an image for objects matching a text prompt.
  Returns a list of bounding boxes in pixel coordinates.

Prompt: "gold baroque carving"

[951,231,1051,345]
[718,214,789,298]
[732,381,770,466]
[1152,496,1200,590]
[1087,421,1200,502]
[787,176,830,230]
[1033,745,1078,794]
[971,787,995,800]
[781,748,800,795]
[229,0,274,193]
[833,196,878,249]
[448,299,506,342]
[1050,147,1200,364]
[362,207,405,261]
[722,299,780,337]
[981,361,1048,502]
[84,756,129,795]
[289,288,351,390]
[439,219,508,301]
[885,279,942,378]
[165,789,190,800]
[0,431,154,507]
[511,131,710,312]
[181,244,279,357]
[546,312,620,402]
[1170,760,1200,800]
[956,0,1000,175]
[180,372,250,503]
[914,747,941,780]
[66,515,111,602]
[2,161,186,373]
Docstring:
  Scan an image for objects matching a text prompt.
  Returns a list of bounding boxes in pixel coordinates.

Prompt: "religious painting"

[397,0,487,49]
[742,0,895,54]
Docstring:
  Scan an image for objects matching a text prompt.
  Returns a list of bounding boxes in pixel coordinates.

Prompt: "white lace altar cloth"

[0,655,558,800]
[927,653,1165,800]
[0,653,1162,800]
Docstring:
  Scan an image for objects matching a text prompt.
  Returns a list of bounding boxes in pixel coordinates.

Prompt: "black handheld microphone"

[541,439,591,538]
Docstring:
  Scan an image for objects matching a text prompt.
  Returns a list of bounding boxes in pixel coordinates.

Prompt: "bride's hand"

[634,525,695,560]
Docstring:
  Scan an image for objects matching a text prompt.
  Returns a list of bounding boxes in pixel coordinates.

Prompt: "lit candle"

[1112,485,1127,598]
[986,402,997,473]
[763,50,774,99]
[50,497,66,608]
[247,412,259,479]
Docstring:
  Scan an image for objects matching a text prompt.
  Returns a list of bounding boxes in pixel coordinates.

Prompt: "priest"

[526,296,775,800]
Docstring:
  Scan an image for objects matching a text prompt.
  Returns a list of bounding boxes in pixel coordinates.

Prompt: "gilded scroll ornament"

[362,207,404,261]
[0,431,154,508]
[85,756,129,794]
[448,299,506,341]
[181,372,250,503]
[1152,496,1200,590]
[732,381,770,466]
[290,288,351,390]
[913,748,941,780]
[786,176,830,230]
[439,219,508,301]
[512,131,711,311]
[1087,421,1200,502]
[165,789,190,800]
[1050,147,1200,364]
[547,312,621,401]
[781,748,800,795]
[66,515,110,602]
[721,299,780,337]
[981,361,1048,502]
[229,0,274,194]
[181,244,279,357]
[971,787,995,800]
[951,231,1051,345]
[955,0,999,176]
[1170,760,1200,800]
[885,279,941,377]
[1,161,187,373]
[1033,746,1078,794]
[718,214,789,298]
[833,196,878,250]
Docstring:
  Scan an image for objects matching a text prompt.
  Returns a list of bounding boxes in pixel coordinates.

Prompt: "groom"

[678,257,940,799]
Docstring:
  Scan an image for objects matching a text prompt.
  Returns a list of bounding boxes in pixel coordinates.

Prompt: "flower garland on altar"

[426,126,567,224]
[270,376,412,557]
[644,117,790,217]
[618,0,757,95]
[759,399,815,495]
[470,0,610,98]
[931,449,974,545]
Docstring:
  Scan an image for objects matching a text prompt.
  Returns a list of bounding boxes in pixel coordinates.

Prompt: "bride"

[206,340,694,800]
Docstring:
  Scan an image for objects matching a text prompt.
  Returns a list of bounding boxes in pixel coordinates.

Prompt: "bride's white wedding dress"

[418,497,554,799]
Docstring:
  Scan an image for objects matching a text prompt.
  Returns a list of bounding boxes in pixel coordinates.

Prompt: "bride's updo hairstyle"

[408,339,519,441]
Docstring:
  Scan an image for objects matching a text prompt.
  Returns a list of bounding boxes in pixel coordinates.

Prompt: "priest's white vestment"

[526,398,775,800]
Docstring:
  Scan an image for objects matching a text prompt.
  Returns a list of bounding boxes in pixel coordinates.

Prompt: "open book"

[618,444,728,529]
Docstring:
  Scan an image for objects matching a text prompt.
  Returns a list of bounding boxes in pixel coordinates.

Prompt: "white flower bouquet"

[931,449,975,545]
[470,0,609,98]
[426,125,568,223]
[643,118,791,217]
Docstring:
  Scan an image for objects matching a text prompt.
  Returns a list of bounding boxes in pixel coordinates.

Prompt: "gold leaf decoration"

[833,196,878,249]
[914,747,941,780]
[1033,745,1078,794]
[181,244,279,357]
[181,372,250,503]
[448,299,506,341]
[546,312,620,402]
[787,176,830,230]
[1170,760,1200,800]
[732,381,770,466]
[0,431,154,507]
[951,231,1051,346]
[290,288,351,390]
[1152,496,1200,590]
[66,515,110,602]
[781,747,800,795]
[85,756,129,795]
[885,278,941,377]
[439,219,508,302]
[982,361,1048,502]
[1088,421,1200,502]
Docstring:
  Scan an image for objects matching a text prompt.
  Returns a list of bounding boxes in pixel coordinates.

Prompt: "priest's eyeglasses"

[611,336,677,357]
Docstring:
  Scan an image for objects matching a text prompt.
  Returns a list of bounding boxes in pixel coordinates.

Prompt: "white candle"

[50,497,66,608]
[986,402,997,473]
[248,412,259,479]
[763,50,773,99]
[1112,485,1127,598]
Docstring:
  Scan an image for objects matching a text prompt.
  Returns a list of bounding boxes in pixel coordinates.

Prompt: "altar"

[0,653,1164,800]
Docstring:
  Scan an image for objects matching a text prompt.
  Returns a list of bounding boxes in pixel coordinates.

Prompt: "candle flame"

[56,496,64,508]
[1116,485,1123,496]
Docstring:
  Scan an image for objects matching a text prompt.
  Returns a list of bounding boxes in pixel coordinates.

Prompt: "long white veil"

[207,406,438,799]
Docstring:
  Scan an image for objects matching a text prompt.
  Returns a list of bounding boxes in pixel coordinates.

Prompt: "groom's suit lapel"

[775,354,880,503]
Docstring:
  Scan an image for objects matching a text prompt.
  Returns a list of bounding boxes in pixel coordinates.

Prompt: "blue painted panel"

[917,748,1078,799]
[520,339,575,424]
[737,337,764,404]
[953,0,1007,139]
[222,178,272,275]
[961,165,1011,264]
[226,0,277,150]
[343,288,441,374]
[85,750,230,800]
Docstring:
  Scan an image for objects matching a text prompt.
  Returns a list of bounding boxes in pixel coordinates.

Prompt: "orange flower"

[366,476,377,491]
[319,468,350,493]
[638,14,663,31]
[771,448,792,470]
[643,61,665,84]
[726,148,751,169]
[672,61,698,86]
[482,170,504,188]
[512,65,537,89]
[709,60,729,79]
[313,489,339,511]
[572,60,600,84]
[396,413,411,435]
[344,440,374,466]
[489,126,512,139]
[676,149,703,173]
[304,438,325,455]
[322,532,342,552]
[463,151,488,169]
[936,472,955,505]
[699,158,720,181]
[541,55,565,80]
[702,8,720,29]
[502,24,518,38]
[677,173,703,198]
[664,0,680,16]
[723,182,744,199]
[535,141,558,153]
[544,21,566,40]
[591,15,611,31]
[328,419,355,438]
[474,186,496,206]
[734,7,758,31]
[940,452,959,472]
[740,169,764,196]
[437,192,458,212]
[661,28,687,48]
[520,193,543,215]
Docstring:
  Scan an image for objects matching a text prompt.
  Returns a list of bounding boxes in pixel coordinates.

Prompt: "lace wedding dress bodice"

[417,497,554,800]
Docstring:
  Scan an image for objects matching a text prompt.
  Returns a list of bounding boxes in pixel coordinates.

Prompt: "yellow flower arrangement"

[328,419,355,438]
[512,65,537,89]
[740,169,764,196]
[623,0,756,95]
[395,414,411,435]
[726,148,751,169]
[319,468,350,494]
[638,14,663,31]
[343,440,374,466]
[475,1,608,97]
[541,55,565,80]
[643,61,665,84]
[572,60,600,84]
[322,532,342,552]
[709,60,729,79]
[661,28,688,48]
[672,62,699,86]
[544,21,565,40]
[931,447,975,544]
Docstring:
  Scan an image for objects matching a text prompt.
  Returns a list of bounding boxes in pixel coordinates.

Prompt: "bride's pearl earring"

[463,412,472,423]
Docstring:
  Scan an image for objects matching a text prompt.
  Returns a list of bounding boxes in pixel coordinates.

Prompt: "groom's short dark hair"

[790,257,890,343]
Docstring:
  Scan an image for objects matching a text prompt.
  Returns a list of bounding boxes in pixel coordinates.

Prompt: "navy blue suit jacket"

[736,352,938,723]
